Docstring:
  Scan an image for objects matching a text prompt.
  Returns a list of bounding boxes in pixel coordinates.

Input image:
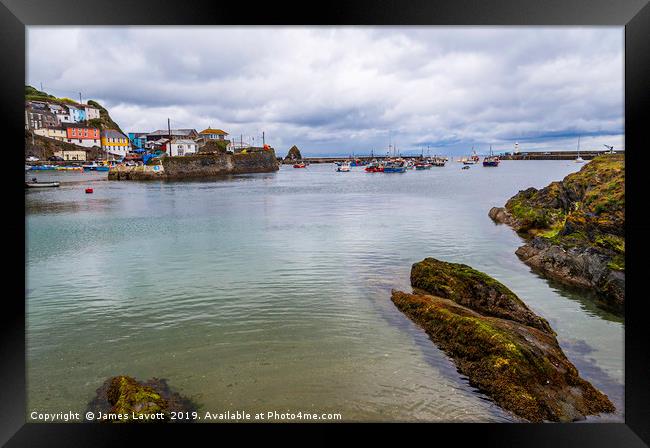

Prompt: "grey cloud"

[27,26,623,155]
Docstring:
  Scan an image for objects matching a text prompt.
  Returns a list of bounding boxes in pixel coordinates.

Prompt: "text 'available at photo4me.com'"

[29,410,344,422]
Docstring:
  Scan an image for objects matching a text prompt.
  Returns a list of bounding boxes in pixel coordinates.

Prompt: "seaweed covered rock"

[411,258,553,334]
[86,375,196,423]
[489,154,624,310]
[284,145,302,163]
[392,258,615,422]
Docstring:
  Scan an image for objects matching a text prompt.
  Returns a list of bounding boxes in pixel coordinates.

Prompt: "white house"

[85,105,100,120]
[169,139,197,157]
[48,103,73,123]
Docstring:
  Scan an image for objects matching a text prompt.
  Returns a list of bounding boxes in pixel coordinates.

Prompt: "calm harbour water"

[25,161,624,422]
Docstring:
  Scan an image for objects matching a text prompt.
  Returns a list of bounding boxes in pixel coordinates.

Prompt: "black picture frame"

[2,0,649,445]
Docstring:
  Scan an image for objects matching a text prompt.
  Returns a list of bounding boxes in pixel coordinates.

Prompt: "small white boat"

[336,162,351,172]
[575,137,584,163]
[25,178,60,188]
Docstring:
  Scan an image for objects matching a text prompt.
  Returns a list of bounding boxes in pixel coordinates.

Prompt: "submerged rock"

[489,154,624,310]
[86,375,196,423]
[392,258,615,422]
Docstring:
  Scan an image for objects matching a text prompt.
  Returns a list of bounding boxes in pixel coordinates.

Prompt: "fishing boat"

[84,161,112,171]
[414,161,432,170]
[336,162,351,172]
[383,160,407,173]
[431,157,446,166]
[462,148,480,164]
[25,178,60,188]
[30,164,55,171]
[482,145,500,167]
[364,162,384,173]
[55,165,83,171]
[293,162,307,168]
[575,137,584,163]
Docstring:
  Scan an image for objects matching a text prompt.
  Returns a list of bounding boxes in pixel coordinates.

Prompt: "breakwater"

[109,150,279,180]
[289,150,623,163]
[499,150,623,160]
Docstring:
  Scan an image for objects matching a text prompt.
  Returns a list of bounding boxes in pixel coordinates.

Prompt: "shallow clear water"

[25,161,624,422]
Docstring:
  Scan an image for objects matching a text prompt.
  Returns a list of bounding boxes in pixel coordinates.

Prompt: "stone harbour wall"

[109,149,279,180]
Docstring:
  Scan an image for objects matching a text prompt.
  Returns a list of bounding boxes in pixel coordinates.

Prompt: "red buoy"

[85,188,93,194]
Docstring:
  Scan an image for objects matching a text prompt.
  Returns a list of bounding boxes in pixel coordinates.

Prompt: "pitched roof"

[148,129,197,137]
[101,129,127,138]
[62,123,99,130]
[171,139,196,144]
[199,128,228,135]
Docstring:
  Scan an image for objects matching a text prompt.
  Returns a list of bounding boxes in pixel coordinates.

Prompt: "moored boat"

[293,162,307,168]
[83,162,111,171]
[383,160,407,173]
[575,137,584,163]
[25,178,60,188]
[364,162,384,173]
[463,149,480,164]
[336,162,351,172]
[482,146,500,167]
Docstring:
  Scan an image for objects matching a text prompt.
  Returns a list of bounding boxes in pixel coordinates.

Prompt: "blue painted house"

[66,104,86,123]
[128,132,148,150]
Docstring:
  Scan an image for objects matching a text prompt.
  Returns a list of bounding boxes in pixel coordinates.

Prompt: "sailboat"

[575,137,584,163]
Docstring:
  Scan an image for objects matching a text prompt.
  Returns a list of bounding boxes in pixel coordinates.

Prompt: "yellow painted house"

[199,127,229,140]
[101,129,130,157]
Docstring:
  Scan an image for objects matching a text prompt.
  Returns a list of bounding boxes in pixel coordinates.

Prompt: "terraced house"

[33,126,66,142]
[63,123,100,147]
[101,129,131,157]
[25,101,59,129]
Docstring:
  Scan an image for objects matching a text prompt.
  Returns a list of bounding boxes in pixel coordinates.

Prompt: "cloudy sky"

[27,27,623,156]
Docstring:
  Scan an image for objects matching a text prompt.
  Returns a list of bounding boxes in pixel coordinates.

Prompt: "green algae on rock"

[392,258,615,422]
[411,258,554,334]
[86,375,196,423]
[489,154,624,310]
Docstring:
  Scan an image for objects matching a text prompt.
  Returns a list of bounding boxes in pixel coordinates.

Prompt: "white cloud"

[27,26,624,156]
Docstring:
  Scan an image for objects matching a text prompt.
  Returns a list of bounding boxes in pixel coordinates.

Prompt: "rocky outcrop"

[85,375,196,423]
[411,258,553,334]
[514,238,625,308]
[489,155,624,310]
[392,258,615,422]
[109,149,279,180]
[283,145,302,163]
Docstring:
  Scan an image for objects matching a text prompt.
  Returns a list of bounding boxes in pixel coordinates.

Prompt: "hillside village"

[24,85,254,163]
